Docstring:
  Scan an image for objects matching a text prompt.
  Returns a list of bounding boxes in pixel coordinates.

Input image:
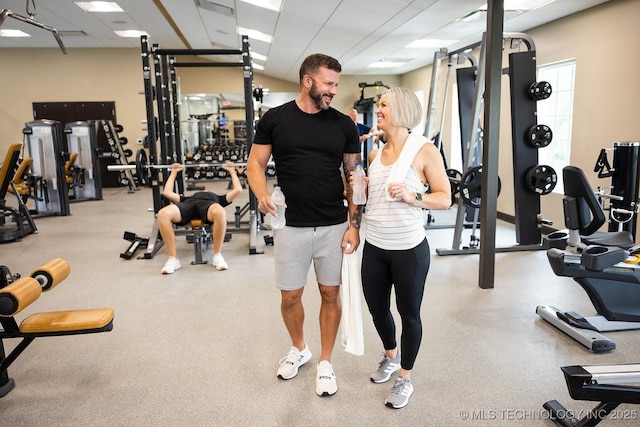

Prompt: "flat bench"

[544,363,640,426]
[186,219,230,265]
[0,258,114,398]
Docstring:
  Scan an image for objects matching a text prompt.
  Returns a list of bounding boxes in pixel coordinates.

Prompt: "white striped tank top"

[364,148,425,250]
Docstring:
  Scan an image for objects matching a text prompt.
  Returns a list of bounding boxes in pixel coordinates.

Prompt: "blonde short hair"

[383,87,422,130]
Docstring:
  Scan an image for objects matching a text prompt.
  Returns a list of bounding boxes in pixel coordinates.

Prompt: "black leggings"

[361,239,430,371]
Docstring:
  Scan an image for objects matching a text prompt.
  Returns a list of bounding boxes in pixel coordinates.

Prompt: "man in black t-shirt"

[247,53,362,397]
[158,162,242,274]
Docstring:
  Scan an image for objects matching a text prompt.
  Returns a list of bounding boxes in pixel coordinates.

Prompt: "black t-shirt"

[178,192,229,207]
[253,101,360,226]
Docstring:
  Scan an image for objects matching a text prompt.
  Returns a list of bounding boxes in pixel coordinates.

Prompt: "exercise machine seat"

[65,152,78,185]
[562,166,635,249]
[0,143,37,241]
[0,143,21,198]
[7,157,32,197]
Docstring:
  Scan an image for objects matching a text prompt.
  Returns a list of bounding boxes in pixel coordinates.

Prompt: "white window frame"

[536,59,576,193]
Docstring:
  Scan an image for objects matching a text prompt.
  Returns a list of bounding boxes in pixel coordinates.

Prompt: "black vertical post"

[509,50,541,245]
[168,56,184,195]
[140,36,162,214]
[479,0,504,289]
[457,66,482,223]
[241,35,262,255]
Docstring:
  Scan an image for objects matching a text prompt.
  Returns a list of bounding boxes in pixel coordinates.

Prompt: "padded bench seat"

[19,308,114,335]
[0,259,114,398]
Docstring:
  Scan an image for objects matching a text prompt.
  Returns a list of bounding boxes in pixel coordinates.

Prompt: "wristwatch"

[414,192,423,207]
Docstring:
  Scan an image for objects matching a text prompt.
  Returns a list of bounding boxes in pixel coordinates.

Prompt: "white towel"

[384,133,428,201]
[340,251,364,356]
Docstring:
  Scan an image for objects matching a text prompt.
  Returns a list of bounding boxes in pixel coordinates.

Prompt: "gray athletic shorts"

[274,221,348,291]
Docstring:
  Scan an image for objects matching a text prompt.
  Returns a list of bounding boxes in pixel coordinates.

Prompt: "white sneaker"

[212,253,228,271]
[161,257,181,274]
[277,345,312,380]
[316,360,338,397]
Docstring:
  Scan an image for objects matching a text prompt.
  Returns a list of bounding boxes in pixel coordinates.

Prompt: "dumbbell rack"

[96,120,137,193]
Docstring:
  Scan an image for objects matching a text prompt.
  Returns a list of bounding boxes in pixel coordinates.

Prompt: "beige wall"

[2,0,638,232]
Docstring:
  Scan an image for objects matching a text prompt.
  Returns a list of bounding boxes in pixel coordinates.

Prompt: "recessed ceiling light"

[252,62,265,70]
[368,61,406,69]
[239,0,282,12]
[238,27,272,44]
[114,30,148,38]
[75,2,124,12]
[406,39,458,49]
[0,29,30,37]
[251,52,267,62]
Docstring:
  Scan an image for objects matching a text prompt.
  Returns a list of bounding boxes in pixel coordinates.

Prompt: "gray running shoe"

[370,352,401,383]
[385,376,414,409]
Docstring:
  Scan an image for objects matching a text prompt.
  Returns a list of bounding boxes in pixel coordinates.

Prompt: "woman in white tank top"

[355,87,451,409]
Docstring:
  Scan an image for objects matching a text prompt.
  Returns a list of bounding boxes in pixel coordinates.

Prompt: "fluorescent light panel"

[0,29,30,37]
[368,61,406,69]
[251,52,267,62]
[115,30,148,38]
[239,0,282,12]
[75,2,124,12]
[238,27,272,43]
[406,39,458,49]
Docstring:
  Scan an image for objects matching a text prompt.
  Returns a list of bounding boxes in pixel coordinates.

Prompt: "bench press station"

[0,258,114,398]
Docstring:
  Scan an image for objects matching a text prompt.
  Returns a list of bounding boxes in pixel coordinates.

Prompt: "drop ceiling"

[0,0,610,82]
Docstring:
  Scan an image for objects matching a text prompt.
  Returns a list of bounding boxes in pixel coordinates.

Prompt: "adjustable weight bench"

[537,166,640,352]
[544,363,640,426]
[0,258,114,398]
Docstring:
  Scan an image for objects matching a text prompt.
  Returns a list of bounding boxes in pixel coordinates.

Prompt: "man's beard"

[310,82,332,110]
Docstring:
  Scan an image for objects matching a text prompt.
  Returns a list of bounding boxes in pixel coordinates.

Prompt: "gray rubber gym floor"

[1,180,639,426]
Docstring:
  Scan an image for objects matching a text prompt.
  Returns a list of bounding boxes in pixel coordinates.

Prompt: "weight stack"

[23,120,71,216]
[509,50,541,245]
[609,141,640,239]
[65,121,103,201]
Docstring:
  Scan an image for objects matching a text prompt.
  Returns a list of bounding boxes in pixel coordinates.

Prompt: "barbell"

[107,149,272,187]
[106,149,246,172]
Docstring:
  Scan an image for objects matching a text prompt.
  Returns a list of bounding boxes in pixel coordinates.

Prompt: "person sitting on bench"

[158,161,242,274]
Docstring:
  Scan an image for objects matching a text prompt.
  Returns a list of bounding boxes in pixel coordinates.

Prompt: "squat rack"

[123,35,260,260]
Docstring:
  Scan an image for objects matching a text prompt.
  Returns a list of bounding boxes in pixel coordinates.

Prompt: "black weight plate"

[135,148,150,187]
[526,124,553,148]
[446,168,462,204]
[460,166,502,208]
[525,165,557,195]
[529,81,552,101]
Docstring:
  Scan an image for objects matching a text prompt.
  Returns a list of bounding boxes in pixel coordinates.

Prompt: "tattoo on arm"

[351,205,363,229]
[344,152,363,228]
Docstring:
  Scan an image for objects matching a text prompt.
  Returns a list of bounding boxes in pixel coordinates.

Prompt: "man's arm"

[162,163,183,203]
[343,152,363,229]
[247,144,276,216]
[342,151,363,254]
[221,161,242,203]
